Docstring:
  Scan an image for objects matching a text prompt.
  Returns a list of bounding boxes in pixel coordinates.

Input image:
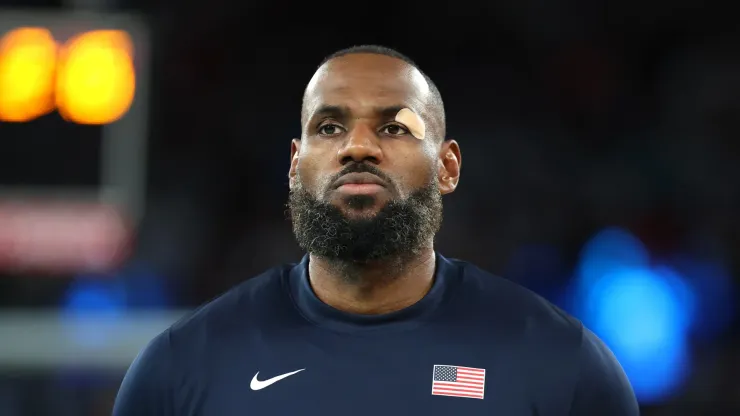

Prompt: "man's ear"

[288,139,301,189]
[437,139,461,195]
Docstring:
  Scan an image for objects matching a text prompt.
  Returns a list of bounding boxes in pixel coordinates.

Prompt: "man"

[113,45,639,415]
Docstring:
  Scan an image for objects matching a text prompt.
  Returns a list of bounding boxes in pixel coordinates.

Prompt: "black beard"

[288,180,443,267]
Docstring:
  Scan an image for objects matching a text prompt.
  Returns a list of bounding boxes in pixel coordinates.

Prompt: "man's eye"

[382,124,409,136]
[318,124,344,136]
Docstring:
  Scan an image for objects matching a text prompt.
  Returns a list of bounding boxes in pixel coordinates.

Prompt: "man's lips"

[332,172,388,195]
[333,172,387,188]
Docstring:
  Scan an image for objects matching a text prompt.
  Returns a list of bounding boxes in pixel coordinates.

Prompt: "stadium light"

[0,27,136,124]
[56,30,136,125]
[568,228,696,403]
[0,10,150,267]
[0,27,57,122]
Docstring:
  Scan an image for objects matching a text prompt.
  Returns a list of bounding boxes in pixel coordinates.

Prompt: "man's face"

[288,53,459,263]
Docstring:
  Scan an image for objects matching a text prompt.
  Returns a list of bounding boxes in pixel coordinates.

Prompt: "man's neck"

[307,248,437,315]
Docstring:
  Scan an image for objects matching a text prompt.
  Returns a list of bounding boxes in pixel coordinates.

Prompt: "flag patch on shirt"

[431,364,486,399]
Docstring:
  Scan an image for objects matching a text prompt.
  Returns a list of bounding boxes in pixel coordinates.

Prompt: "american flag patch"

[431,364,486,399]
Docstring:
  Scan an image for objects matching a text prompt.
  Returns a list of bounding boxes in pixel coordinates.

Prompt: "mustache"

[328,163,395,190]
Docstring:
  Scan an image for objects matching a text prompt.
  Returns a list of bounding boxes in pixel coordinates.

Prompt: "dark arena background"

[0,0,738,414]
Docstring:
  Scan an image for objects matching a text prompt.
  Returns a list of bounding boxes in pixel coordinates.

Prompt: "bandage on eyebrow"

[395,108,426,140]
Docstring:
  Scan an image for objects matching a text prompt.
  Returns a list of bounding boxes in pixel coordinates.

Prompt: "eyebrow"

[310,104,409,122]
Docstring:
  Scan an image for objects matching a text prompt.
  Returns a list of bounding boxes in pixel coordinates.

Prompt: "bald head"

[301,46,446,141]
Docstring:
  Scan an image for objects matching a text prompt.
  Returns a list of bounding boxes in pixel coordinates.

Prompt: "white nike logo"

[250,369,305,390]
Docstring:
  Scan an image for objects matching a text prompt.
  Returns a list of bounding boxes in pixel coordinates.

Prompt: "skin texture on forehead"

[301,53,436,140]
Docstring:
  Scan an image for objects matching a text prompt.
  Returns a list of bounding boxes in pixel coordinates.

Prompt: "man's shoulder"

[167,262,297,341]
[450,257,584,344]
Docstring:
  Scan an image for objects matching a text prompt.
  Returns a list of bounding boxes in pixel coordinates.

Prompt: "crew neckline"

[287,253,460,334]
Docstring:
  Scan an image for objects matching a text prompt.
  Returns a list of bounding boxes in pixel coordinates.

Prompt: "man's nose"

[337,123,383,165]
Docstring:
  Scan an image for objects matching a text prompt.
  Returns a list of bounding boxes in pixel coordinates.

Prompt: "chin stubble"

[287,179,442,266]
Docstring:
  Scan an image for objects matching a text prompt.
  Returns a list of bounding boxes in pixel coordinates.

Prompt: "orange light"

[56,30,136,125]
[0,28,58,122]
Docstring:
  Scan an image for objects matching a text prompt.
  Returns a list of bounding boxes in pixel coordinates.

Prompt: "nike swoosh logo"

[250,369,305,390]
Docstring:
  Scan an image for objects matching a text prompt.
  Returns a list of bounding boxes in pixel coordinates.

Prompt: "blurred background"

[0,0,738,414]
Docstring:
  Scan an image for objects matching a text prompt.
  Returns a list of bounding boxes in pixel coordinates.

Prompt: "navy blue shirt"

[113,253,639,415]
